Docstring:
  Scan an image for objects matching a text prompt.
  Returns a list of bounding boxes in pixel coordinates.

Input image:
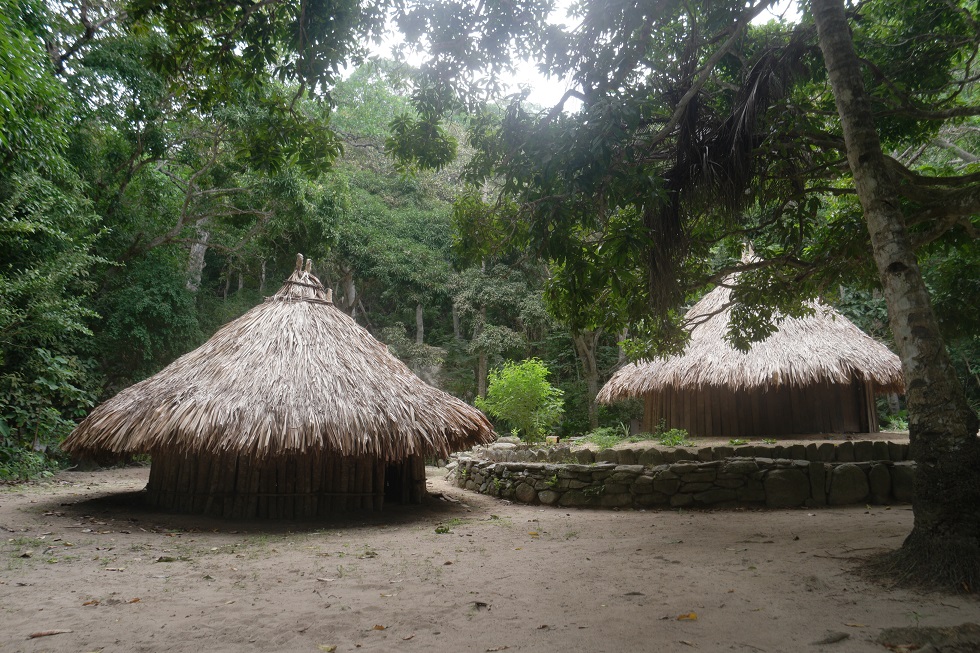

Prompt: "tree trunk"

[452,304,462,340]
[572,330,601,430]
[813,0,980,590]
[415,303,424,345]
[259,259,266,295]
[476,305,488,398]
[340,265,357,316]
[185,221,210,291]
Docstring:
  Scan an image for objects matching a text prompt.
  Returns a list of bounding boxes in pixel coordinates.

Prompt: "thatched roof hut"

[63,254,493,517]
[597,278,904,438]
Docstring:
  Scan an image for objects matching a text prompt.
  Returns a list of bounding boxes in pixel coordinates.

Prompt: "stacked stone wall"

[472,439,909,466]
[447,455,915,509]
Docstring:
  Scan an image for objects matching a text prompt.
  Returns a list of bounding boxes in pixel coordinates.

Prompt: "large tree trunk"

[813,0,980,590]
[572,330,601,430]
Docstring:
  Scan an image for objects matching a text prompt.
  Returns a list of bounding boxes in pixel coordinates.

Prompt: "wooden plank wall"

[643,378,883,438]
[146,452,427,518]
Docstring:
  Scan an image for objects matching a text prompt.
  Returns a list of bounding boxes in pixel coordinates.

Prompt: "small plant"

[658,428,693,447]
[884,411,909,431]
[582,427,623,449]
[546,473,559,488]
[762,438,776,445]
[582,422,649,449]
[728,438,748,446]
[650,419,693,447]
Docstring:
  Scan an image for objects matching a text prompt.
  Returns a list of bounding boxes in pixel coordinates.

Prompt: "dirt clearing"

[1,466,976,653]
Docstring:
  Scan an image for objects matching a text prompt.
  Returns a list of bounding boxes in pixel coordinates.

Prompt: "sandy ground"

[1,465,976,653]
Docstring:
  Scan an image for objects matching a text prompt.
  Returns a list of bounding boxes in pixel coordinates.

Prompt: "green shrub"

[476,358,564,442]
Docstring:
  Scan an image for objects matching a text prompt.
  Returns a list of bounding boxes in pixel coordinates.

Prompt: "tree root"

[863,539,980,594]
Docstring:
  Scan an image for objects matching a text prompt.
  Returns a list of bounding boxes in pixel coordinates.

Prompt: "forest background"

[1,0,977,481]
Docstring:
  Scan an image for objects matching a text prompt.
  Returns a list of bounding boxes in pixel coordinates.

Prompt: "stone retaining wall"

[447,456,915,509]
[475,439,910,466]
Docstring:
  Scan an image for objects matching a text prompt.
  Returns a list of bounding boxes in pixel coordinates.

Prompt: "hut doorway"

[384,455,427,505]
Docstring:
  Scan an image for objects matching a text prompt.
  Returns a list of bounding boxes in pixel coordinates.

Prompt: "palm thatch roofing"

[598,277,905,404]
[63,255,493,461]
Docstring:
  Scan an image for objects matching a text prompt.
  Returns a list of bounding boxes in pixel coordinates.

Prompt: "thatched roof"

[63,255,493,460]
[598,278,905,403]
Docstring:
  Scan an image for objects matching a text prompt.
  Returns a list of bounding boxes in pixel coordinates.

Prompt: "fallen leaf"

[28,630,73,639]
[372,624,386,631]
[812,632,850,645]
[679,640,695,647]
[537,624,549,630]
[528,532,539,537]
[128,598,141,604]
[402,634,415,641]
[316,578,336,582]
[845,622,866,628]
[155,556,176,563]
[82,600,99,606]
[105,567,125,572]
[317,645,337,652]
[677,612,698,621]
[380,593,395,597]
[443,561,453,565]
[486,647,509,652]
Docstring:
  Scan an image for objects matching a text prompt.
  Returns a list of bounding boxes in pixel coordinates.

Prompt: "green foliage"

[657,428,693,448]
[0,0,71,165]
[582,423,646,449]
[476,358,564,442]
[0,450,58,481]
[0,3,105,477]
[129,0,378,98]
[386,114,458,172]
[380,323,446,372]
[884,411,910,432]
[93,250,205,389]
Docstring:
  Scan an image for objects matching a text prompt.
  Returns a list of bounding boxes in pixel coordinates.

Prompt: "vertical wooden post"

[374,459,385,510]
[339,457,351,511]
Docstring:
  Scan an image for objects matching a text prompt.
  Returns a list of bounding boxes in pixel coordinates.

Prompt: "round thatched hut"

[597,279,905,439]
[62,255,493,518]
